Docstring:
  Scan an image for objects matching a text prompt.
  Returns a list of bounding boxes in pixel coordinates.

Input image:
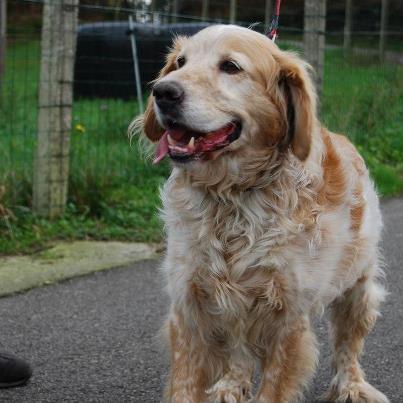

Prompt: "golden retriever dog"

[131,25,389,403]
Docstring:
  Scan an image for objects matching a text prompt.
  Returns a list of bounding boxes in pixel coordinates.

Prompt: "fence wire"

[1,0,402,218]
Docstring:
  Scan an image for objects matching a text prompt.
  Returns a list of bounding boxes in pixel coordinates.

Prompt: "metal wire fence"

[1,0,402,219]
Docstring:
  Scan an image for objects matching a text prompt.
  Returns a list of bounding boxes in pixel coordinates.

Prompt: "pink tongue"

[153,131,169,164]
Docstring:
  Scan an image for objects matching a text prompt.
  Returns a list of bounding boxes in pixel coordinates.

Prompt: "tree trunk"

[33,0,79,218]
[304,0,327,100]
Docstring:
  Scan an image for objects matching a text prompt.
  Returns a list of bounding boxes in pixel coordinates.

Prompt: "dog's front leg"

[206,350,254,403]
[165,312,210,403]
[255,318,318,403]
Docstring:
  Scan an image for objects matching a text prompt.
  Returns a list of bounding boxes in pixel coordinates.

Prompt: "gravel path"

[0,198,401,402]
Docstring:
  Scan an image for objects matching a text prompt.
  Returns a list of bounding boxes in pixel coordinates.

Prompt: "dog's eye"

[177,56,186,68]
[219,60,242,74]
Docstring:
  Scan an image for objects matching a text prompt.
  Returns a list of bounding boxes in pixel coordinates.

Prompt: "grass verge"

[0,40,402,255]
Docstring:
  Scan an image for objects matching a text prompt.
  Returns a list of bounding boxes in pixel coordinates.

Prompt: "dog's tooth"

[167,134,175,146]
[188,137,195,150]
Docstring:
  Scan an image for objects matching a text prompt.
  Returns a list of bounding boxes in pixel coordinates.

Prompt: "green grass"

[322,50,403,195]
[0,40,402,255]
[0,40,170,254]
[281,32,403,53]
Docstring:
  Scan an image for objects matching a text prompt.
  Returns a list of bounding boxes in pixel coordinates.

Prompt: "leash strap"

[267,0,282,42]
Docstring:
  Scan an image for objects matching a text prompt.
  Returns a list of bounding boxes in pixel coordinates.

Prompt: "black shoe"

[0,352,32,388]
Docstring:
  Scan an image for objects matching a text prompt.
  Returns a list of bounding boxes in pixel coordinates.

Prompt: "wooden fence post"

[0,0,6,98]
[201,0,209,21]
[33,0,79,218]
[150,0,156,22]
[379,0,389,58]
[304,0,326,99]
[229,0,237,24]
[265,0,272,31]
[343,0,352,53]
[172,0,178,23]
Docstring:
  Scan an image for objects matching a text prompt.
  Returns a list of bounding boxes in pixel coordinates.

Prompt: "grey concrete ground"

[0,242,158,297]
[0,198,402,402]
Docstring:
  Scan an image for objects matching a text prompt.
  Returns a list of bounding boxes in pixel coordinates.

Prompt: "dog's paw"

[324,380,389,403]
[206,378,252,403]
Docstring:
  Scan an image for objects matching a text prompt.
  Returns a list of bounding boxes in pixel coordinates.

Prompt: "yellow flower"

[75,123,86,133]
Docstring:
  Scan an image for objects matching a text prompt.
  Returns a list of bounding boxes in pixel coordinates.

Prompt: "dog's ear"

[142,95,163,142]
[277,53,317,161]
[142,36,186,142]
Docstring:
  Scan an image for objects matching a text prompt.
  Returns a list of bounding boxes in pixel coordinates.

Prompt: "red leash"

[267,0,282,42]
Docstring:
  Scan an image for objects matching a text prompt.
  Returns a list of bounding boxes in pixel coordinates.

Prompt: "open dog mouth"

[153,121,242,164]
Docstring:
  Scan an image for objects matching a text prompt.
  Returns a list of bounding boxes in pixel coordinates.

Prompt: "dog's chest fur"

[162,172,306,346]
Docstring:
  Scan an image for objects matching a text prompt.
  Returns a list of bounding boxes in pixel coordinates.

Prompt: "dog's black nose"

[153,81,185,110]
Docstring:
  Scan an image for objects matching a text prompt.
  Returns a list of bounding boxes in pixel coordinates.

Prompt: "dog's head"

[137,25,317,167]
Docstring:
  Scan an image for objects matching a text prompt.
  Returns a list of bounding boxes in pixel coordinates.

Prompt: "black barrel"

[73,22,212,99]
